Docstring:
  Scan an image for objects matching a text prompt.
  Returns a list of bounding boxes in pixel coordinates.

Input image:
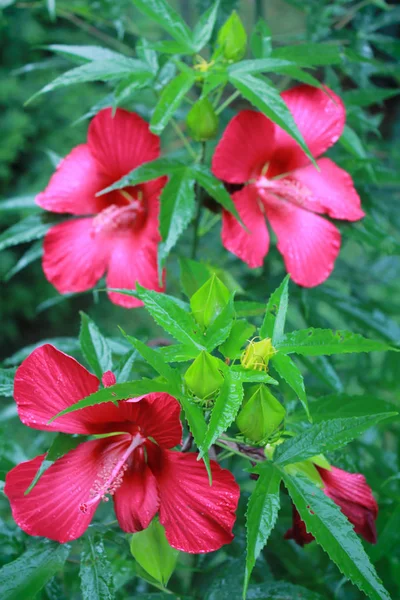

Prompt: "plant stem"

[215,90,241,115]
[170,118,197,160]
[191,141,206,260]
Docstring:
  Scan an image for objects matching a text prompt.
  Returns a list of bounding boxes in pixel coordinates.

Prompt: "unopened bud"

[186,97,219,141]
[241,338,275,371]
[184,351,224,400]
[190,274,230,328]
[217,11,247,62]
[236,385,285,442]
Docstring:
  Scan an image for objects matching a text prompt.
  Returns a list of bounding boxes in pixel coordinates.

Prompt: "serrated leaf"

[136,286,206,351]
[4,240,43,282]
[190,164,241,220]
[0,539,70,600]
[230,365,278,385]
[49,380,174,422]
[159,168,196,265]
[200,371,243,455]
[282,473,391,600]
[159,344,199,362]
[0,214,57,252]
[204,294,235,352]
[297,355,343,393]
[244,462,281,597]
[275,328,393,355]
[272,352,309,419]
[80,536,114,600]
[370,503,400,563]
[150,71,196,135]
[250,18,272,58]
[47,44,124,63]
[260,275,290,343]
[309,393,398,422]
[219,319,256,359]
[179,257,211,298]
[272,43,342,66]
[79,312,112,379]
[113,349,138,383]
[0,368,16,397]
[193,0,220,52]
[3,337,80,366]
[228,58,301,75]
[229,73,315,166]
[132,0,193,52]
[121,332,180,390]
[275,413,397,466]
[0,195,38,212]
[178,393,210,478]
[344,87,400,107]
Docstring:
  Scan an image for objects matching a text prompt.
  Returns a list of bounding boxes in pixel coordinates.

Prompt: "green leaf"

[132,0,193,52]
[27,58,153,103]
[98,157,184,196]
[0,214,57,252]
[136,286,206,351]
[79,312,112,379]
[0,195,38,212]
[46,44,124,63]
[179,257,211,298]
[339,125,368,159]
[228,58,301,75]
[159,168,196,265]
[3,240,42,282]
[245,462,281,597]
[130,518,179,586]
[229,73,315,166]
[272,43,343,66]
[260,275,290,343]
[178,393,209,475]
[121,333,180,390]
[0,368,16,397]
[200,371,243,455]
[230,365,278,385]
[49,380,174,421]
[80,536,114,600]
[219,319,256,359]
[370,503,400,563]
[25,432,88,494]
[136,38,159,73]
[343,86,400,107]
[150,71,195,135]
[190,274,230,328]
[46,0,56,21]
[159,344,199,362]
[297,355,343,393]
[204,293,235,351]
[235,301,266,317]
[250,18,272,58]
[190,164,241,220]
[309,393,398,422]
[0,539,70,600]
[275,413,397,466]
[282,472,391,600]
[193,0,220,52]
[272,352,309,420]
[275,328,393,355]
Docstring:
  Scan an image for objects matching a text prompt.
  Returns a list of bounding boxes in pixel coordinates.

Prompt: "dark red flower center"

[92,189,146,236]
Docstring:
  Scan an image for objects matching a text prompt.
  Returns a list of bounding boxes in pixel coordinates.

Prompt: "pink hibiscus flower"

[285,465,378,546]
[5,345,240,552]
[212,85,364,287]
[36,108,166,308]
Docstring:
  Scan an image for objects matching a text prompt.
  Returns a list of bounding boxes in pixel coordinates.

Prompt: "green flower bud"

[190,274,230,328]
[130,518,179,585]
[186,97,219,141]
[236,385,285,442]
[217,11,247,62]
[241,338,275,371]
[184,351,224,400]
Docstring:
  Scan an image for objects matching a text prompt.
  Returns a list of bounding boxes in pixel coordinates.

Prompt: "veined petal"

[269,85,345,176]
[222,185,269,269]
[42,218,112,294]
[290,158,365,221]
[264,196,341,287]
[153,451,239,553]
[4,437,130,544]
[212,110,275,183]
[113,447,159,533]
[36,145,111,215]
[88,108,160,181]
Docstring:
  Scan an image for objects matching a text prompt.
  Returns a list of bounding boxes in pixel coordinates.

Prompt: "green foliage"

[79,536,114,600]
[130,519,179,585]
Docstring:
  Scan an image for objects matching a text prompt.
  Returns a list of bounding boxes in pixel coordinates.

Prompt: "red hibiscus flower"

[4,345,240,552]
[285,465,378,546]
[212,85,364,287]
[36,108,166,308]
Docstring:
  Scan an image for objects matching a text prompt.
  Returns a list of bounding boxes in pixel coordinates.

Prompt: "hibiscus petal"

[212,110,275,183]
[4,437,130,543]
[14,345,130,435]
[88,108,160,181]
[264,197,341,287]
[284,505,315,546]
[222,185,269,268]
[114,449,160,533]
[36,145,111,215]
[118,394,183,448]
[43,218,112,294]
[269,85,345,176]
[153,451,239,553]
[291,158,365,221]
